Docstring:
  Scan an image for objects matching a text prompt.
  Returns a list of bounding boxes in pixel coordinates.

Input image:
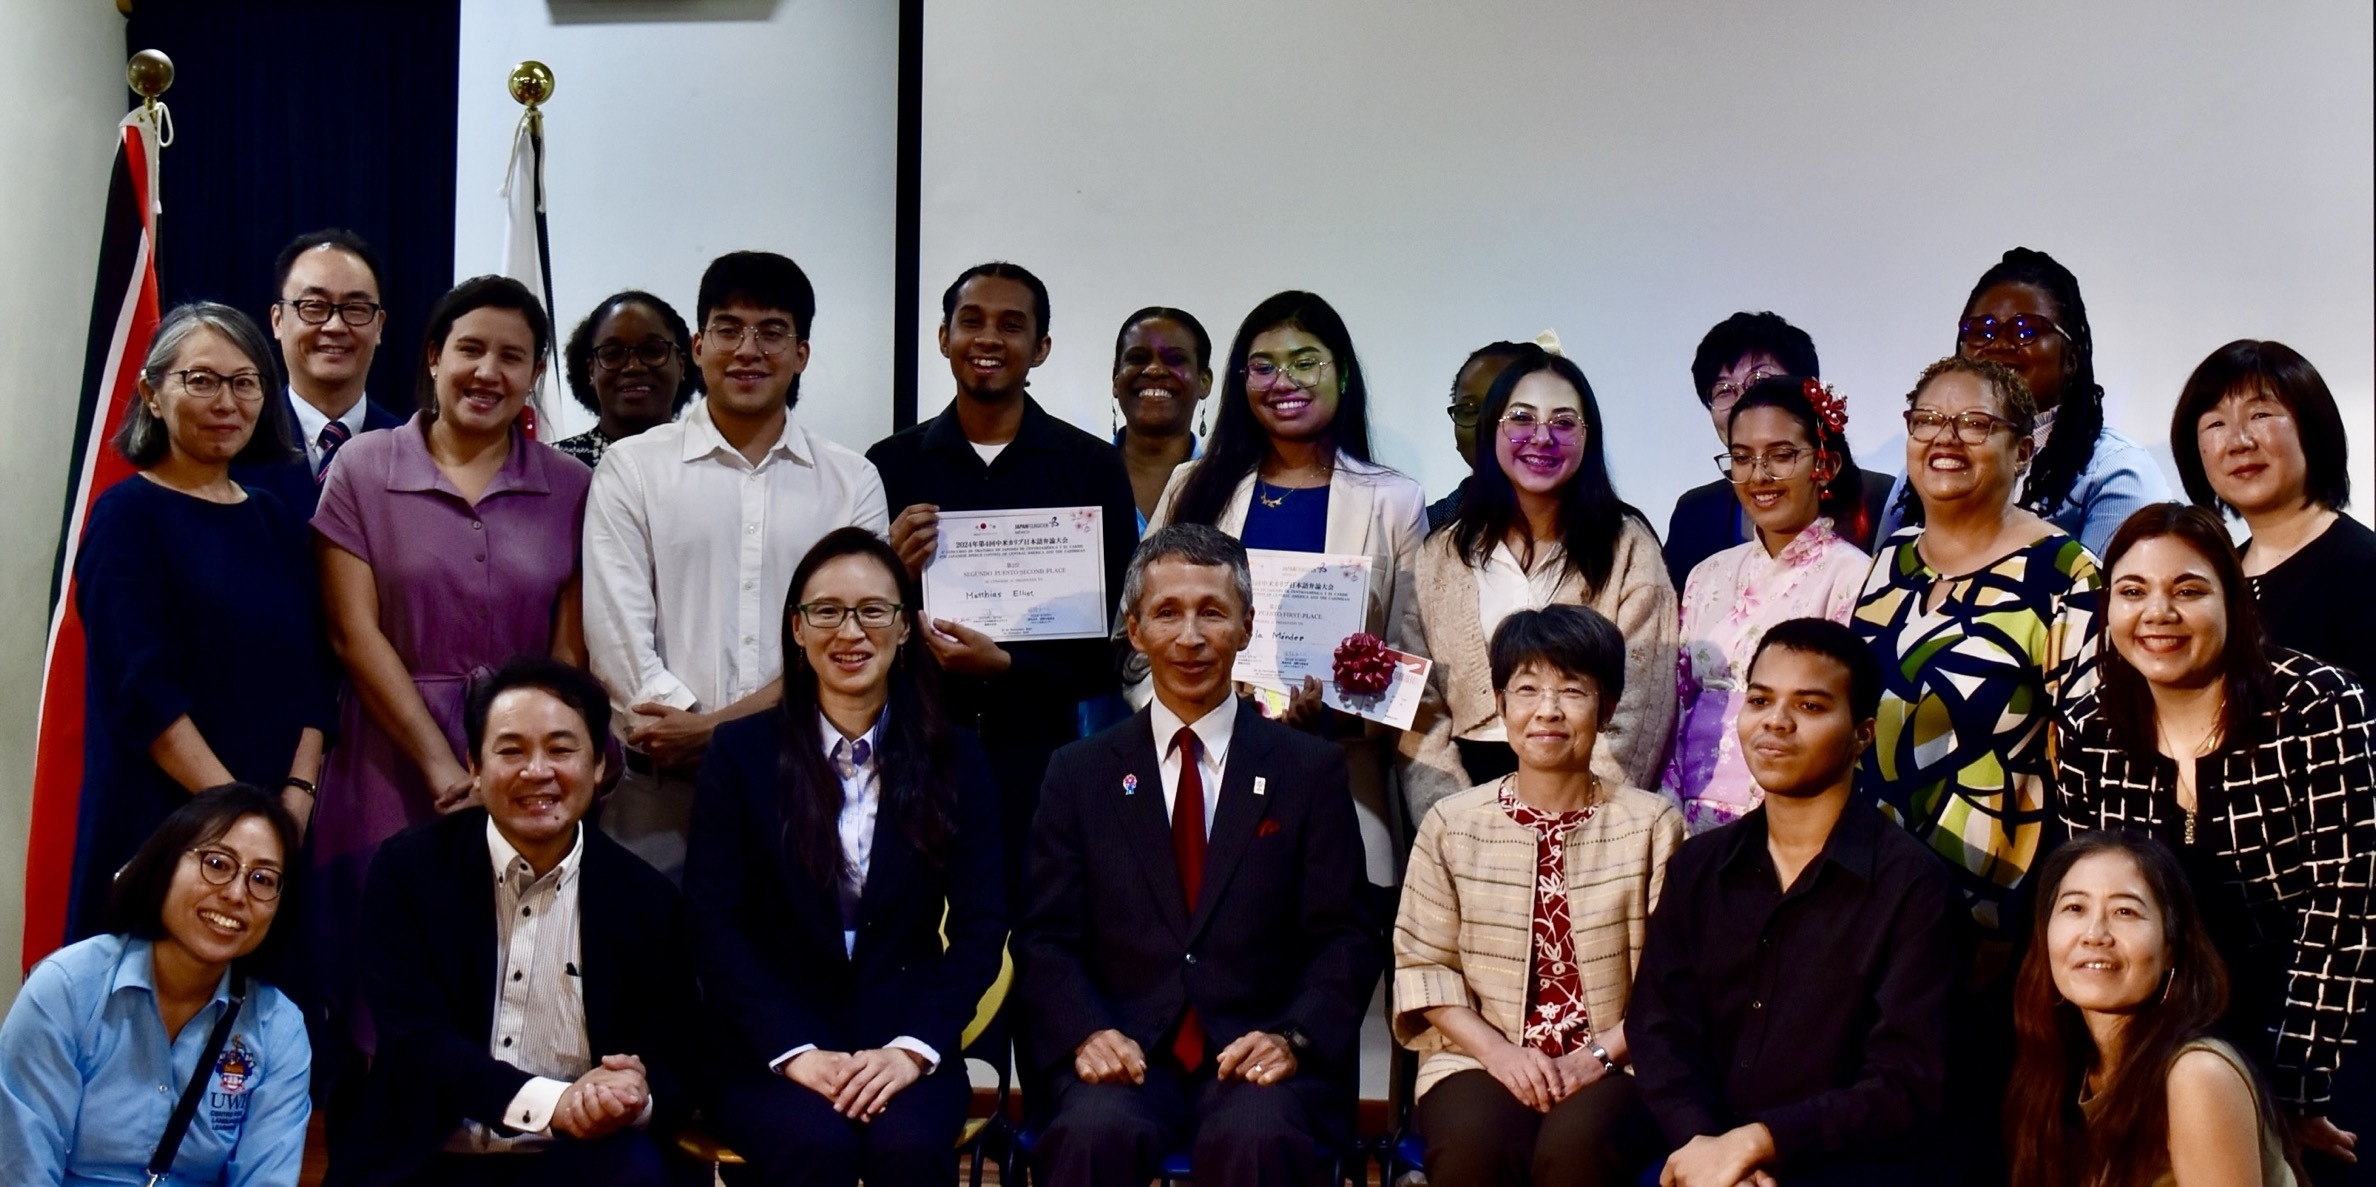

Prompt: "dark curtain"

[126,0,460,418]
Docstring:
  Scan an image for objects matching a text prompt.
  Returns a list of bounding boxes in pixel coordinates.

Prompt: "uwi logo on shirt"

[206,1034,256,1135]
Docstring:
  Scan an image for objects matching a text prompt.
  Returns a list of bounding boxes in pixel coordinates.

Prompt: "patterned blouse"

[1663,518,1873,833]
[1850,525,2099,938]
[1498,779,1594,1055]
[2059,650,2376,1110]
[549,427,613,470]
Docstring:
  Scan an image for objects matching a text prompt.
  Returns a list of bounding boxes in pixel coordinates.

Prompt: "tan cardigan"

[1392,780,1686,1100]
[1394,518,1678,821]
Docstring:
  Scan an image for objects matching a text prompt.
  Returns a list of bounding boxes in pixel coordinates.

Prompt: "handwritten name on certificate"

[1233,550,1371,694]
[923,507,1108,642]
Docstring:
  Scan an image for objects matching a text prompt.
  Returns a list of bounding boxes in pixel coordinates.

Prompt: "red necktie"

[1170,727,1207,1071]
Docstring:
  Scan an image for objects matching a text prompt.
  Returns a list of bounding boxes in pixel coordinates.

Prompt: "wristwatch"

[1281,1026,1313,1056]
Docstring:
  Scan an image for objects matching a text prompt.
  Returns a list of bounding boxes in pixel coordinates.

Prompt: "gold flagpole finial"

[508,61,555,109]
[127,49,173,115]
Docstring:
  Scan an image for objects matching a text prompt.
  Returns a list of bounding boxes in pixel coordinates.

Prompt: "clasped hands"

[1073,1028,1297,1088]
[552,1054,650,1141]
[1477,1039,1613,1114]
[786,1047,929,1120]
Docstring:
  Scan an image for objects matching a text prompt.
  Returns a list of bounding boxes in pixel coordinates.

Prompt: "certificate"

[922,506,1108,642]
[1233,549,1371,694]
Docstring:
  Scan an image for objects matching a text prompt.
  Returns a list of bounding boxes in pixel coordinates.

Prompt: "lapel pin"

[1253,776,1268,797]
[1123,773,1138,796]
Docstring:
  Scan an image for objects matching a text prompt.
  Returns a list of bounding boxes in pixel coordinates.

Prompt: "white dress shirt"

[767,714,941,1075]
[583,401,889,732]
[1466,539,1569,743]
[286,387,372,472]
[447,821,652,1151]
[1148,697,1236,837]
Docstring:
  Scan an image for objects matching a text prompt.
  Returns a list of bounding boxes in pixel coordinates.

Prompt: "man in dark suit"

[1017,523,1381,1187]
[331,656,695,1187]
[236,228,403,520]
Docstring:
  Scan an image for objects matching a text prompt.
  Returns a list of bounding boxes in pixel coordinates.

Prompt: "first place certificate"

[922,506,1108,642]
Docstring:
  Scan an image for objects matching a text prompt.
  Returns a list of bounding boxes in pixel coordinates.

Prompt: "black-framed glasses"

[186,847,283,901]
[796,600,905,630]
[1716,446,1812,482]
[1243,355,1332,390]
[704,321,795,356]
[277,297,382,327]
[1906,407,2018,445]
[1708,367,1783,410]
[1499,408,1585,445]
[1957,314,2068,352]
[1446,402,1482,428]
[592,340,682,371]
[170,369,268,403]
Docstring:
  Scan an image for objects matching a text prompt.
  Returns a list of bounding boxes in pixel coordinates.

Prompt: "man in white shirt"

[237,229,402,519]
[583,250,889,880]
[342,657,694,1187]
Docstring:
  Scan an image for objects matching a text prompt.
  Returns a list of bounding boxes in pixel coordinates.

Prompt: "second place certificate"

[922,506,1109,642]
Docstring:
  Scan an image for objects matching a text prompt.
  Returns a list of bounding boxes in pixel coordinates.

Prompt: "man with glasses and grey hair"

[1017,523,1378,1187]
[582,250,887,882]
[235,228,403,519]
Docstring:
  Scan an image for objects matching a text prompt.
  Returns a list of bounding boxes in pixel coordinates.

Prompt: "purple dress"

[308,416,590,1041]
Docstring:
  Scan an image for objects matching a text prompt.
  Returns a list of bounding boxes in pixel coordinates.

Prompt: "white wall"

[453,0,902,454]
[0,3,133,1008]
[917,0,2374,530]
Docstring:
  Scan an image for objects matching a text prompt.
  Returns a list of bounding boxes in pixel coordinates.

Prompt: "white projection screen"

[915,0,2373,530]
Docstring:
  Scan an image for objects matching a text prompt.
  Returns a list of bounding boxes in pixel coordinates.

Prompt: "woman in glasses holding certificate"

[1398,343,1676,823]
[687,527,1005,1187]
[1147,290,1428,882]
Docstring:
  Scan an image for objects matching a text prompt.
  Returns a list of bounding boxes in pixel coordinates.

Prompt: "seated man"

[1627,618,1961,1187]
[331,657,695,1187]
[1017,524,1380,1187]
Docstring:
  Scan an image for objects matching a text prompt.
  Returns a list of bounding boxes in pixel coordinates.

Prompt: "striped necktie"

[315,419,353,486]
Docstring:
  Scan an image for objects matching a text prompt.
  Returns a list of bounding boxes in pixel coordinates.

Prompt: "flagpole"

[125,49,172,256]
[504,60,557,435]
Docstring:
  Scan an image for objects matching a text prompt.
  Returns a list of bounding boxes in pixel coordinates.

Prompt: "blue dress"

[1239,481,1331,553]
[68,477,334,940]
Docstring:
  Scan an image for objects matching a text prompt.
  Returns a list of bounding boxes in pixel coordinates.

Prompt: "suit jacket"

[333,808,695,1187]
[686,714,1007,1072]
[233,393,403,523]
[1015,701,1380,1091]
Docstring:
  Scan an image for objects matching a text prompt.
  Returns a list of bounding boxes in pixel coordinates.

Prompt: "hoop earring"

[2159,968,2177,1005]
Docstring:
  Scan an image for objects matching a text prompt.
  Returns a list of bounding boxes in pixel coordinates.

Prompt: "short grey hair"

[114,301,294,468]
[1121,523,1253,620]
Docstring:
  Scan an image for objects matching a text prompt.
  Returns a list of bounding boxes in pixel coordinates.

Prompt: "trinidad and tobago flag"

[23,109,164,972]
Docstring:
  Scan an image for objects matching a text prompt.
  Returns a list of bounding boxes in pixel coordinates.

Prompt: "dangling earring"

[1110,400,1121,437]
[2159,968,2177,1005]
[1196,403,1208,437]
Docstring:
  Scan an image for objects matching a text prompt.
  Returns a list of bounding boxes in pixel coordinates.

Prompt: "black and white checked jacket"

[2057,649,2376,1109]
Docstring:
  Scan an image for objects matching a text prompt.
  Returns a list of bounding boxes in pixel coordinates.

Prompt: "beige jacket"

[1394,518,1678,820]
[1392,780,1686,1100]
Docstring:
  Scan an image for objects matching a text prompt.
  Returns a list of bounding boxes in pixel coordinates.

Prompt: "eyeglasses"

[592,340,681,371]
[1499,408,1585,445]
[1957,314,2068,352]
[277,298,383,327]
[1244,355,1332,390]
[1500,683,1597,710]
[170,369,267,403]
[1716,446,1812,482]
[796,600,905,630]
[1709,367,1783,410]
[1905,407,2019,445]
[186,847,283,901]
[704,321,796,357]
[1446,402,1482,428]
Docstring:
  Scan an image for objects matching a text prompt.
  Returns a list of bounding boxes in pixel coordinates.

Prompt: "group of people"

[0,225,2370,1187]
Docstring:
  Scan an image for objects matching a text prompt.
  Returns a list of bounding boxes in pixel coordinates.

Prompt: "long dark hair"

[1727,375,1871,547]
[1448,343,1646,592]
[1168,291,1375,528]
[2092,503,2278,752]
[1961,247,2103,520]
[773,528,958,892]
[2006,832,2293,1187]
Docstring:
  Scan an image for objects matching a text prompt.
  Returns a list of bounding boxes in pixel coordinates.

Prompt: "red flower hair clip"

[1803,379,1849,440]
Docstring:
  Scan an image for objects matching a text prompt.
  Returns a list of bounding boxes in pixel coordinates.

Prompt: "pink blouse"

[1661,518,1871,832]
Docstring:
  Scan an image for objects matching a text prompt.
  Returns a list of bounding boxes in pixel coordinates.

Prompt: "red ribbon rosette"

[1333,632,1395,698]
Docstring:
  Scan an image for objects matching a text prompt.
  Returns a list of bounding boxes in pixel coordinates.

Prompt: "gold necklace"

[2156,700,2223,846]
[1256,480,1294,508]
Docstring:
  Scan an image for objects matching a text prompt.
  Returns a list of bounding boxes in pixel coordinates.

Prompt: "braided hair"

[1962,247,2103,519]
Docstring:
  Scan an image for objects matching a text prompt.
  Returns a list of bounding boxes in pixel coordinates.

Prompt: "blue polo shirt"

[0,934,310,1186]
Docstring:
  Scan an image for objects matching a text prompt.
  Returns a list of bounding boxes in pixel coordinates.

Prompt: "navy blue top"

[68,477,334,939]
[1239,482,1331,553]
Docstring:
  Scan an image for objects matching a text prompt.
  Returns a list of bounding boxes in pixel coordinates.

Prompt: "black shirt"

[865,395,1139,735]
[2248,512,2376,687]
[1628,799,1962,1176]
